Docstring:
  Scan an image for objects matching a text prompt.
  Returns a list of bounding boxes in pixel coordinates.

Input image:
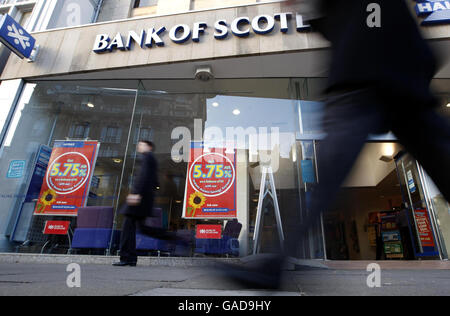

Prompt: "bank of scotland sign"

[0,14,36,59]
[415,1,450,25]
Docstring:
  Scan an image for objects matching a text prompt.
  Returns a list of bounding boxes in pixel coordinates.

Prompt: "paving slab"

[133,288,301,296]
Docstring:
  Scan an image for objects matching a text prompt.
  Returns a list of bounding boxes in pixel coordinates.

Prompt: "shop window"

[31,119,48,138]
[46,0,101,29]
[133,127,153,144]
[0,81,137,254]
[101,126,122,144]
[69,123,90,139]
[0,78,334,259]
[134,0,159,8]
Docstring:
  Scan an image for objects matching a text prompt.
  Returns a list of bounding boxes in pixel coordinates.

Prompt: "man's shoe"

[112,261,137,267]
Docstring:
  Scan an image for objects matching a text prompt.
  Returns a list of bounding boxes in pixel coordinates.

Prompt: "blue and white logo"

[415,1,450,25]
[0,14,36,59]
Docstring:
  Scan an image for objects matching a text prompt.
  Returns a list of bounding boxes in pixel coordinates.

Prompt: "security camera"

[195,66,214,81]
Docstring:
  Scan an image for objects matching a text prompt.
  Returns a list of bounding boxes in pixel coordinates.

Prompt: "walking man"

[113,140,159,267]
[297,0,450,228]
[218,0,450,288]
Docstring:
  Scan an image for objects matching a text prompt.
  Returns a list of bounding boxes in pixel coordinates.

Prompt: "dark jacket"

[122,151,159,217]
[310,0,437,106]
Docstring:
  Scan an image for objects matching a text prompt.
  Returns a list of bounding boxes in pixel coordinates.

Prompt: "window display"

[0,78,318,258]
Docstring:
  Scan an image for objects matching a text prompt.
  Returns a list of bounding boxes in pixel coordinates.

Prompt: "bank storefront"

[0,2,449,260]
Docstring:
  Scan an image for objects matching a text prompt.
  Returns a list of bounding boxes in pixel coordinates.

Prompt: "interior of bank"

[0,77,448,260]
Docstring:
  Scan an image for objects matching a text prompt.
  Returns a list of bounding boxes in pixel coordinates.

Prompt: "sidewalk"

[0,254,449,296]
[322,260,450,270]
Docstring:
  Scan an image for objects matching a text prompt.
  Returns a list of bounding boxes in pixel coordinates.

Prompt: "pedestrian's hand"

[127,194,142,206]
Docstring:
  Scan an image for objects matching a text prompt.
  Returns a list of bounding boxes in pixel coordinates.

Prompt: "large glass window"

[0,78,325,258]
[0,81,138,253]
[134,0,159,8]
[2,77,447,260]
[46,0,101,29]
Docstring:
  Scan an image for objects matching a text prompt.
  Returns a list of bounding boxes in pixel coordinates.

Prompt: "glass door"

[395,152,441,259]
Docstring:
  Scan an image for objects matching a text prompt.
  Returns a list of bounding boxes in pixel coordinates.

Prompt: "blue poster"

[301,160,316,184]
[10,145,51,241]
[24,145,52,202]
[7,160,26,178]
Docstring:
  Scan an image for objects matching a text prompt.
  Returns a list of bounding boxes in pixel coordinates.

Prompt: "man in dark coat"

[219,0,449,288]
[302,0,450,227]
[113,141,159,266]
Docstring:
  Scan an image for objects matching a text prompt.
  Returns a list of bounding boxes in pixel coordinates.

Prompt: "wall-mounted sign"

[196,224,222,239]
[34,141,100,216]
[414,209,436,248]
[7,160,26,179]
[43,221,71,235]
[0,14,36,59]
[415,1,450,25]
[93,12,311,53]
[183,142,236,219]
[407,170,417,194]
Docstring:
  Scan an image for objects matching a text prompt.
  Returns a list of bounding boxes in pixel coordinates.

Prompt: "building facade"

[0,0,449,261]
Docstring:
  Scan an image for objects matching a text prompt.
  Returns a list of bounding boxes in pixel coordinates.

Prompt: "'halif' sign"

[93,13,310,53]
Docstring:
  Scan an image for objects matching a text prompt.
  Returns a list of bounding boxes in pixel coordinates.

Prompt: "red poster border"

[182,142,237,220]
[34,140,100,217]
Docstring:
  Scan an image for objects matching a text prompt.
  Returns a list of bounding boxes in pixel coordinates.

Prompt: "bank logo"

[415,1,450,25]
[7,23,31,49]
[0,14,36,59]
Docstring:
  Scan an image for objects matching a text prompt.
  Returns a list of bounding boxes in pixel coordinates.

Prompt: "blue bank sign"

[0,14,36,59]
[415,0,450,25]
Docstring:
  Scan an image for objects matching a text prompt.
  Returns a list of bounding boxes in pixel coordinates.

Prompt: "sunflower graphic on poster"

[183,142,237,219]
[187,191,206,217]
[35,189,57,214]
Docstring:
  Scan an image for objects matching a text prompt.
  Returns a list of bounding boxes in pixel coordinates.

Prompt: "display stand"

[253,166,285,254]
[380,211,404,259]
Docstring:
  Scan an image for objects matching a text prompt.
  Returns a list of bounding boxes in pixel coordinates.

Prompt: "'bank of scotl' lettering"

[93,12,311,53]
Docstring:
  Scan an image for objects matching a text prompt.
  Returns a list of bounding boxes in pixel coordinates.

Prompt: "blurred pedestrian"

[113,140,159,266]
[299,0,450,228]
[217,0,450,288]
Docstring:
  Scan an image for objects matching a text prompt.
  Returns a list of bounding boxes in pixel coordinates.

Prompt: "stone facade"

[97,0,135,22]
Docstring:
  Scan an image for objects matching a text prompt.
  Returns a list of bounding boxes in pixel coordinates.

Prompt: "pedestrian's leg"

[390,108,450,202]
[305,89,385,228]
[119,216,137,264]
[136,219,190,247]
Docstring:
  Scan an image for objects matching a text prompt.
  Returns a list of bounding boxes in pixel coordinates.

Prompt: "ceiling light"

[232,109,240,116]
[86,102,95,108]
[383,143,395,157]
[113,158,122,164]
[212,102,219,107]
[446,103,450,108]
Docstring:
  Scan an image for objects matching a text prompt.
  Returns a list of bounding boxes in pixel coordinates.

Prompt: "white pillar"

[236,149,249,257]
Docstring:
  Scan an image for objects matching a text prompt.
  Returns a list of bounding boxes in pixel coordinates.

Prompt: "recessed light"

[446,103,450,108]
[212,102,219,107]
[232,109,240,116]
[383,144,395,157]
[113,158,122,164]
[86,102,95,108]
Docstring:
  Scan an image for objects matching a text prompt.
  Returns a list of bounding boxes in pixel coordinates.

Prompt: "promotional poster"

[414,209,436,249]
[34,141,100,216]
[183,142,236,219]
